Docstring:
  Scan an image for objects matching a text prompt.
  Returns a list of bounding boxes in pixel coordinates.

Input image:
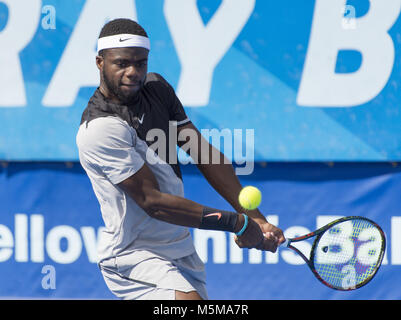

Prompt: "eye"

[136,61,147,68]
[114,60,128,68]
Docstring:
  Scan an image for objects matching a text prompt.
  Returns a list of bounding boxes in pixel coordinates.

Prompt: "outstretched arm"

[177,122,285,244]
[117,163,272,250]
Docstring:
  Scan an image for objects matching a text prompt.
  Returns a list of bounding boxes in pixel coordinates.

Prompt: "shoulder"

[77,116,135,151]
[144,72,175,94]
[145,72,171,87]
[143,73,178,107]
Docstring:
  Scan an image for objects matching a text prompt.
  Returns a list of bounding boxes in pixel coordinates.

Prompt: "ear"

[96,55,104,71]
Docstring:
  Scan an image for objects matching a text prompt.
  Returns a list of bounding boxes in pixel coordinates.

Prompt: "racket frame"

[281,216,386,290]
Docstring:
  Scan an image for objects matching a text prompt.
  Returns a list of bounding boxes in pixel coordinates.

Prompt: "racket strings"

[312,219,383,289]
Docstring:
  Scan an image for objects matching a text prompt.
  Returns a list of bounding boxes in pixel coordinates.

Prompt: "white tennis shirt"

[76,116,196,264]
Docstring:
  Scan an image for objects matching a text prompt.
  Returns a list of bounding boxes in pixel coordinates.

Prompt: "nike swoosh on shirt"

[138,113,145,124]
[204,212,222,220]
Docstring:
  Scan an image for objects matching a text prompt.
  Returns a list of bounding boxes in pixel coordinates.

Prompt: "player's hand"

[234,217,270,251]
[253,221,285,252]
[259,222,285,245]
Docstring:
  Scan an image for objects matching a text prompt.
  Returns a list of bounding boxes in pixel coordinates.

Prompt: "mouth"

[120,82,140,87]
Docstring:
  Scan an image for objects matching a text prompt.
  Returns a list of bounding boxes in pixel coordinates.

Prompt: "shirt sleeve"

[167,89,191,127]
[78,117,145,185]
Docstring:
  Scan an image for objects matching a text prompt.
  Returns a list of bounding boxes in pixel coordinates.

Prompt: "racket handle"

[280,239,289,247]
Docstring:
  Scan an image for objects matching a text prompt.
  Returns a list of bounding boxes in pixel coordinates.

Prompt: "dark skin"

[96,47,285,300]
[96,47,149,104]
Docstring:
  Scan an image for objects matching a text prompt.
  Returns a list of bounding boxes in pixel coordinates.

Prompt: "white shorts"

[99,250,208,300]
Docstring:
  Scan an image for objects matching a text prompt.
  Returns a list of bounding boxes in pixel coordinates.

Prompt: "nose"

[125,65,139,79]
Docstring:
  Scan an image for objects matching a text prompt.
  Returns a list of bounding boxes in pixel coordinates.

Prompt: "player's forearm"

[137,189,245,232]
[118,169,264,248]
[117,163,246,232]
[144,190,203,227]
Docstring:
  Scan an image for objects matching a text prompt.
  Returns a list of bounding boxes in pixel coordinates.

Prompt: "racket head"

[309,216,386,290]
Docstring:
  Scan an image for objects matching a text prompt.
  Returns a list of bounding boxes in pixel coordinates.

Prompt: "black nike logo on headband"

[119,37,132,42]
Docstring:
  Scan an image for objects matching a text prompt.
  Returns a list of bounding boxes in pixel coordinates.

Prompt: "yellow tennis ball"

[238,186,262,210]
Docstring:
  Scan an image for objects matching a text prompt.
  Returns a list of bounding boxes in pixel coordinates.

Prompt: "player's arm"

[177,122,267,222]
[117,163,274,250]
[177,122,284,243]
[80,116,271,248]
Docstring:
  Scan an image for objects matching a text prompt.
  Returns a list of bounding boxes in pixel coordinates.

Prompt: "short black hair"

[99,18,148,39]
[98,18,148,56]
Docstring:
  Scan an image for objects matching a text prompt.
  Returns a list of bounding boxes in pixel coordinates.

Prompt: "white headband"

[97,34,150,53]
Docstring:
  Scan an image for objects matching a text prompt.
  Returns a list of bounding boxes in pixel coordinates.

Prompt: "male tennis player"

[76,18,284,300]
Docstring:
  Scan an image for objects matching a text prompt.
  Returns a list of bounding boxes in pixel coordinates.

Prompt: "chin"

[114,81,145,103]
[117,90,139,104]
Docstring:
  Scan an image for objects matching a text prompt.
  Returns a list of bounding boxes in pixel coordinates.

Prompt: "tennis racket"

[280,216,386,290]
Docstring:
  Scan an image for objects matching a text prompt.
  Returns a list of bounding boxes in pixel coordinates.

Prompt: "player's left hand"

[259,222,285,245]
[247,221,286,252]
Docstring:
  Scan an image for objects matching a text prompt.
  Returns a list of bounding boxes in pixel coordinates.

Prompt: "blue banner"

[0,162,400,299]
[0,0,401,161]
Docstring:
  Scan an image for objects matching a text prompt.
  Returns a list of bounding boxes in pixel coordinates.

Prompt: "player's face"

[97,47,149,104]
